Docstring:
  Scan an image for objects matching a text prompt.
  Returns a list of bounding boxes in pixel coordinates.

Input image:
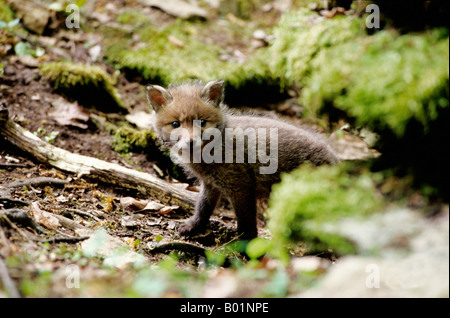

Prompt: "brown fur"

[147,80,339,239]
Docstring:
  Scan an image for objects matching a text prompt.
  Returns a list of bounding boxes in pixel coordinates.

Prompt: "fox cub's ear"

[201,80,224,107]
[146,85,173,112]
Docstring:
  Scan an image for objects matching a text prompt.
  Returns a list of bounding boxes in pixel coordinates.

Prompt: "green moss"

[266,9,449,199]
[301,29,449,137]
[117,9,152,25]
[299,28,449,199]
[106,21,224,84]
[39,61,126,112]
[228,48,277,89]
[268,163,383,261]
[106,8,365,90]
[0,0,14,22]
[218,0,257,19]
[112,126,159,153]
[268,8,365,87]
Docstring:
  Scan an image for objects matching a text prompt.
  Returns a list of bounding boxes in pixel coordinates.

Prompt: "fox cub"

[146,80,339,239]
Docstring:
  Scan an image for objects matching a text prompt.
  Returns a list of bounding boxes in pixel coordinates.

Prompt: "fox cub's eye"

[171,121,181,129]
[200,119,207,127]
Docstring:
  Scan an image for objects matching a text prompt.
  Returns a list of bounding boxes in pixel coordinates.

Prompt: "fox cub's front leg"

[178,184,221,236]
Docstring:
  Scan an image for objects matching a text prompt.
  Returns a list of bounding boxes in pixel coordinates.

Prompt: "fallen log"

[0,105,197,211]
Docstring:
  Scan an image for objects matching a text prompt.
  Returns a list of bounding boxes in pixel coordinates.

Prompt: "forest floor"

[0,0,447,298]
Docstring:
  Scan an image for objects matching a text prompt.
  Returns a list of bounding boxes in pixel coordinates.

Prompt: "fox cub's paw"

[178,217,205,236]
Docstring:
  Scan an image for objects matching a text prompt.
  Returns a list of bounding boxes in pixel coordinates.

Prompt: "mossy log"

[0,105,197,211]
[39,62,127,112]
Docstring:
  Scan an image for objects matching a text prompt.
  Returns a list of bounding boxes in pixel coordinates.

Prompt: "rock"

[321,208,448,254]
[88,44,102,62]
[7,0,52,34]
[17,55,39,68]
[298,207,449,297]
[300,252,449,297]
[251,30,269,48]
[138,0,207,20]
[291,256,330,273]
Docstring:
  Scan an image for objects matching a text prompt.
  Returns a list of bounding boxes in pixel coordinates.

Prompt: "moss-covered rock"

[0,0,14,22]
[268,8,365,87]
[264,8,448,199]
[267,163,384,261]
[105,20,233,85]
[301,28,449,199]
[103,17,284,105]
[112,126,159,154]
[39,61,126,112]
[302,29,449,138]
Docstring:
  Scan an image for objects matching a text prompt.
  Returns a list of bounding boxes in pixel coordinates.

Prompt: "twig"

[0,197,29,208]
[4,177,69,188]
[38,236,90,244]
[0,208,44,233]
[148,241,209,256]
[148,241,233,267]
[66,208,101,222]
[0,215,34,242]
[51,213,87,230]
[0,163,28,169]
[0,254,21,298]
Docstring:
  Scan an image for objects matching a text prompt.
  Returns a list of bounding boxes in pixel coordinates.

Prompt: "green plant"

[106,21,233,85]
[0,17,19,29]
[14,41,45,57]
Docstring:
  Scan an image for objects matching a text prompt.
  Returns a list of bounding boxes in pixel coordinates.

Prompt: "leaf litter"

[49,97,90,129]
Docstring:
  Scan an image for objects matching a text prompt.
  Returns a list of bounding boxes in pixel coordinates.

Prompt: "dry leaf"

[143,201,165,211]
[132,200,179,215]
[167,220,176,229]
[29,202,60,230]
[158,205,180,215]
[49,98,90,129]
[93,190,114,213]
[120,197,149,211]
[185,185,200,192]
[125,111,154,129]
